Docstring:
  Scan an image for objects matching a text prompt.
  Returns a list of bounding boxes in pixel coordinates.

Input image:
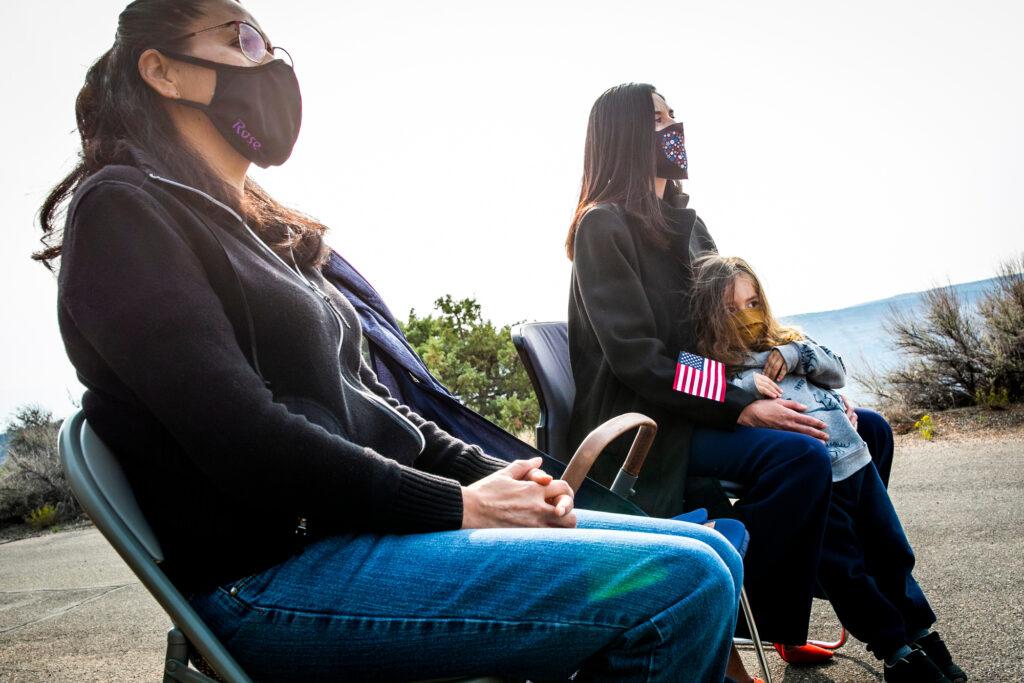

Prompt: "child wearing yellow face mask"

[689,254,872,481]
[689,254,966,683]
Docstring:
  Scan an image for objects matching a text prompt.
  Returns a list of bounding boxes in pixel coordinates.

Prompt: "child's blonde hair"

[689,255,804,368]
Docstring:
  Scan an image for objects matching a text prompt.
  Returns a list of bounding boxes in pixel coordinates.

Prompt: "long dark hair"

[565,82,681,260]
[33,0,328,271]
[689,254,804,368]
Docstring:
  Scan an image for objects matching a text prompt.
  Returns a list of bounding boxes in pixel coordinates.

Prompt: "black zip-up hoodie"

[57,156,506,592]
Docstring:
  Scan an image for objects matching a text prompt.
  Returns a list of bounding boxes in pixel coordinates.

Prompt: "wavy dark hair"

[32,0,328,271]
[689,254,804,369]
[565,82,683,260]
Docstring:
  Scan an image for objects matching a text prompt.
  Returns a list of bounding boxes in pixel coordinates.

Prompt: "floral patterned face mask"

[655,122,688,180]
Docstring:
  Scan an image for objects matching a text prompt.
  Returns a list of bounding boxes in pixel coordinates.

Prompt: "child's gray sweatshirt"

[729,339,871,482]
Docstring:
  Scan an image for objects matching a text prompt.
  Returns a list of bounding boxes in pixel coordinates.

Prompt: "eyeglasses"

[164,20,291,65]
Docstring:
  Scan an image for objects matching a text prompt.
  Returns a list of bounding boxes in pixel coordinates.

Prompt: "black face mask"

[655,122,688,180]
[162,52,302,168]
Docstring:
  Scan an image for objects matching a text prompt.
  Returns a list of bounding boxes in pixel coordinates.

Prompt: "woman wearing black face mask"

[35,3,752,680]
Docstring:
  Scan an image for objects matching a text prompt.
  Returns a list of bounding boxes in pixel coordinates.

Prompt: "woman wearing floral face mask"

[566,82,901,680]
[36,3,748,680]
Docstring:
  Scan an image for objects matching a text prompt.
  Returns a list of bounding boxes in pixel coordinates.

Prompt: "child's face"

[726,275,760,314]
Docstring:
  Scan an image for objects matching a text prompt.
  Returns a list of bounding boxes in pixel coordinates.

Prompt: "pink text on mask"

[232,119,263,151]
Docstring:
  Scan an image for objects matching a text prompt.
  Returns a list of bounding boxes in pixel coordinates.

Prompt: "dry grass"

[892,403,1024,445]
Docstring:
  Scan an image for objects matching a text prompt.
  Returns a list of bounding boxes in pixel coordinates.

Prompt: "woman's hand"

[461,457,577,529]
[763,349,788,382]
[738,399,829,443]
[521,464,575,519]
[752,373,783,399]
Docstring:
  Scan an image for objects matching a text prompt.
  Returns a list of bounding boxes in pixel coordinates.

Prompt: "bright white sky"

[2,0,1022,422]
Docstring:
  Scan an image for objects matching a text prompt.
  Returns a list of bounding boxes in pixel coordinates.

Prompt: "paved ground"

[1,430,1022,681]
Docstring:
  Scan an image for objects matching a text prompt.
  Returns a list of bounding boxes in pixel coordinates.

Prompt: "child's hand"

[839,394,858,428]
[753,373,783,398]
[763,349,788,381]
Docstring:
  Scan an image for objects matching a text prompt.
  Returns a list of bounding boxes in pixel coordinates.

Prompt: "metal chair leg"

[736,630,848,651]
[739,587,772,683]
[808,627,848,650]
[164,628,220,683]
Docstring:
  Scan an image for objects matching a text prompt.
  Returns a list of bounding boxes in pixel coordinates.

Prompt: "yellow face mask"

[733,308,767,346]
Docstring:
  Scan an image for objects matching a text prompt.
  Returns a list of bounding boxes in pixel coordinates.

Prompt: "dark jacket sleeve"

[59,180,465,534]
[573,207,756,429]
[358,360,508,484]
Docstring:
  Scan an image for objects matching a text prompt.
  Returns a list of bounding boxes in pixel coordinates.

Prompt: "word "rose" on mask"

[233,119,263,151]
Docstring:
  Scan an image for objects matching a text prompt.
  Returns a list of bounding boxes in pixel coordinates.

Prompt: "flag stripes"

[672,351,726,402]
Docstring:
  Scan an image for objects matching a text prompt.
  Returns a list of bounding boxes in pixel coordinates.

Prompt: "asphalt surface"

[1,431,1022,682]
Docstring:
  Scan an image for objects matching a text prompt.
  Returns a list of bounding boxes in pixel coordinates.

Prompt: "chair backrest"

[58,410,253,683]
[510,322,575,462]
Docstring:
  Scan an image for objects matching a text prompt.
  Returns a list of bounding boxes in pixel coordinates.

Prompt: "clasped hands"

[461,457,576,530]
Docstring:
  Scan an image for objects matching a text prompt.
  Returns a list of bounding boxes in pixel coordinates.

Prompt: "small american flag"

[673,351,726,402]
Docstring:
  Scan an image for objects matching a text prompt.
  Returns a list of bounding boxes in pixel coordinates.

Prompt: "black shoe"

[914,632,967,682]
[883,647,950,682]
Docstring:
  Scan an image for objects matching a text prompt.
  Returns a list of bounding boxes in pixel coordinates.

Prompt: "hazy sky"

[3,0,1022,422]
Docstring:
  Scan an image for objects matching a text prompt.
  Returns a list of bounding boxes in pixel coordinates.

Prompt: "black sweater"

[567,199,757,518]
[57,160,506,591]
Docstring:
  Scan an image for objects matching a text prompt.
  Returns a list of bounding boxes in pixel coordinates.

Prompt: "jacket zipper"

[147,172,426,454]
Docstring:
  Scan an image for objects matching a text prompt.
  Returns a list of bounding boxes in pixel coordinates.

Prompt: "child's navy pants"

[817,461,936,658]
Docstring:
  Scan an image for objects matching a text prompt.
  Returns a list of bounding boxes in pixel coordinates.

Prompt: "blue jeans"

[190,509,743,682]
[690,426,832,644]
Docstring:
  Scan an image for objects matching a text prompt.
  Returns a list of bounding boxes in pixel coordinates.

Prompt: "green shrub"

[26,503,59,529]
[402,296,539,436]
[975,386,1010,410]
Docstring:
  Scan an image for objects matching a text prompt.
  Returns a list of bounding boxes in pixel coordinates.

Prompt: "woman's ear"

[138,49,180,99]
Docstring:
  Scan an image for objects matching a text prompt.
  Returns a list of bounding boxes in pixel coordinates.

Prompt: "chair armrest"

[560,413,657,494]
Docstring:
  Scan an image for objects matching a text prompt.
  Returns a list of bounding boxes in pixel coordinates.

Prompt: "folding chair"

[511,321,779,681]
[58,410,503,683]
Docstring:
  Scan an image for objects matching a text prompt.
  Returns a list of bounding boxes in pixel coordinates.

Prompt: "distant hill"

[780,277,999,404]
[0,432,8,466]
